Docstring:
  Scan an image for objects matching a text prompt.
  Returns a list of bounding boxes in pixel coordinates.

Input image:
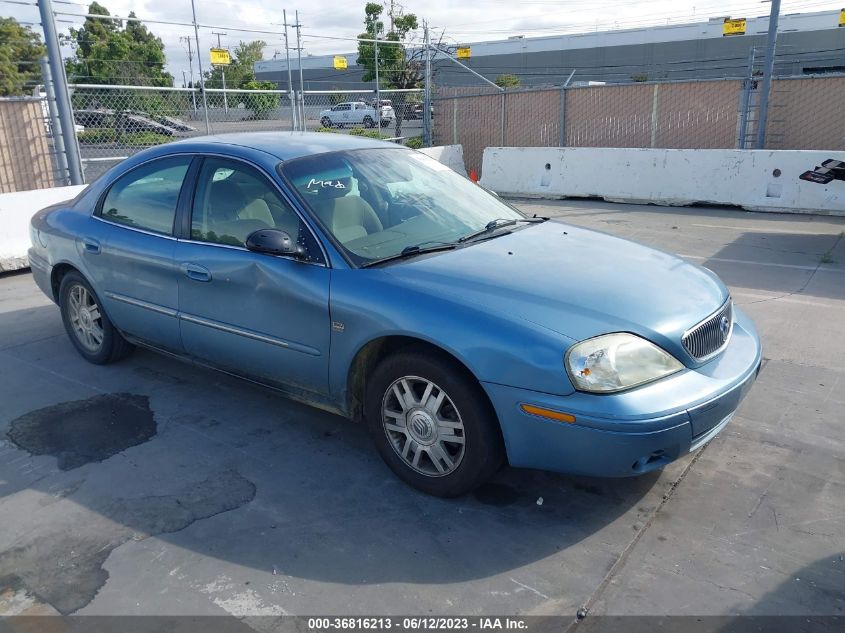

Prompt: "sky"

[6,0,844,84]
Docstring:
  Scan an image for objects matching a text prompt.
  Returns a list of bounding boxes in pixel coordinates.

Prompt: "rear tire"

[59,271,134,365]
[365,349,504,497]
[363,116,374,128]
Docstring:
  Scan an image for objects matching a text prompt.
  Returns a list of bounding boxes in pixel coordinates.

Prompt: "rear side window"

[100,157,191,235]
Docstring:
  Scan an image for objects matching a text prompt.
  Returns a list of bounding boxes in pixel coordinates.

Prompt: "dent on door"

[177,244,332,396]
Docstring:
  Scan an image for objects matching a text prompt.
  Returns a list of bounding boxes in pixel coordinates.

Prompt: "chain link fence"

[434,75,845,175]
[70,85,425,182]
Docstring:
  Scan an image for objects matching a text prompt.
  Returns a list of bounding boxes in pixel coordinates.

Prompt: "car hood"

[384,221,729,364]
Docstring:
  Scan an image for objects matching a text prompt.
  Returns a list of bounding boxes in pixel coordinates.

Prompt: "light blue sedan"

[28,133,761,496]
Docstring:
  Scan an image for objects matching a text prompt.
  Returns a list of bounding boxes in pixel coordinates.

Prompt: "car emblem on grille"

[719,315,730,339]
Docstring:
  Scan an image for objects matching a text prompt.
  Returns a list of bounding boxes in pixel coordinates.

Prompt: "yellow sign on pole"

[456,46,471,59]
[210,48,231,65]
[839,8,844,27]
[722,18,746,36]
[333,56,348,70]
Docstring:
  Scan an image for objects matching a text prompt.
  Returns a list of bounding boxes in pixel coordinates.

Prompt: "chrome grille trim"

[682,299,733,361]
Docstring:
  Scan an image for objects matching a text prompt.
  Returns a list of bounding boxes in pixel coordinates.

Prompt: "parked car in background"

[28,132,761,497]
[320,101,394,128]
[402,102,433,120]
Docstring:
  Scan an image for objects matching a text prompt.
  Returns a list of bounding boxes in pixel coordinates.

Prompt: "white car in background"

[319,101,394,128]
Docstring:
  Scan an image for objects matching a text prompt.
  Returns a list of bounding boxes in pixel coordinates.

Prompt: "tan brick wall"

[0,98,56,193]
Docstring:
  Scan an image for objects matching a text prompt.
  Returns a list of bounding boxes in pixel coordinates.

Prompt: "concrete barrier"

[480,147,845,216]
[418,145,467,176]
[0,185,88,272]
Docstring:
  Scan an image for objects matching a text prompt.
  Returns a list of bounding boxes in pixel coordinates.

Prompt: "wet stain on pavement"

[0,470,256,614]
[6,393,156,470]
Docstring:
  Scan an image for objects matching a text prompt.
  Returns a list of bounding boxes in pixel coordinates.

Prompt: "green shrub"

[348,127,384,139]
[405,135,424,149]
[76,129,118,144]
[120,132,171,146]
[315,126,337,133]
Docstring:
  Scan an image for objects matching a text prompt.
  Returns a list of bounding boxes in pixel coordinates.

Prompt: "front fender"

[328,269,577,410]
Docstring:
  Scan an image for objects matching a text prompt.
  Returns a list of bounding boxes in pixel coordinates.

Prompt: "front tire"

[321,117,332,128]
[363,116,374,128]
[59,271,134,364]
[365,350,504,496]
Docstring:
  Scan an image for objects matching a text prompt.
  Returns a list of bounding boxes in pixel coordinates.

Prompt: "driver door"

[174,156,331,396]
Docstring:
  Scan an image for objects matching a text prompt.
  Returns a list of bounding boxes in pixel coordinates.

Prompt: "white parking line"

[691,223,844,236]
[679,254,845,273]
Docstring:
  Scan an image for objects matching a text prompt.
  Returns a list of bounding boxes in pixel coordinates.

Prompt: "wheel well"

[346,335,483,423]
[50,263,78,302]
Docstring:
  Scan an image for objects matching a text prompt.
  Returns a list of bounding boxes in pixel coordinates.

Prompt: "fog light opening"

[632,449,666,472]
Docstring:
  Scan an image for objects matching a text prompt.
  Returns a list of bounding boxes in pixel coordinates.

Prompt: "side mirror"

[245,229,305,259]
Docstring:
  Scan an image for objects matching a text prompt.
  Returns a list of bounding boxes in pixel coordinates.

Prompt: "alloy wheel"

[67,284,104,353]
[381,375,466,477]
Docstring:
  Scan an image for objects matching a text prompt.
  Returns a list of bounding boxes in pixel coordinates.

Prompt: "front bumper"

[483,306,762,477]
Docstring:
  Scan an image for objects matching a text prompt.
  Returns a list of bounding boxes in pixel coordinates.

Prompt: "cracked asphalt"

[0,200,843,620]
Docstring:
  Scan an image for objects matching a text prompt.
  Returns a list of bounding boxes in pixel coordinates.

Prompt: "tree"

[356,3,441,138]
[241,80,279,119]
[0,17,46,96]
[205,40,266,91]
[494,74,520,89]
[64,3,172,87]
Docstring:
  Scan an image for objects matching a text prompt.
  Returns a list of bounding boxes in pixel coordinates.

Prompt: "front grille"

[683,300,733,360]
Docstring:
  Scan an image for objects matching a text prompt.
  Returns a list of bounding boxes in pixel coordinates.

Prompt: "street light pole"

[755,0,781,149]
[423,21,432,146]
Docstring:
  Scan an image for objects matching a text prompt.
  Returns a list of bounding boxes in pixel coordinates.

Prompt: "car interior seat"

[311,185,384,244]
[207,179,272,244]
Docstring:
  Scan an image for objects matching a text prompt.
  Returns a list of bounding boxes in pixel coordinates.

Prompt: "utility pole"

[180,36,198,113]
[389,0,395,33]
[295,11,306,130]
[755,0,781,149]
[283,10,297,131]
[423,21,432,146]
[374,25,381,129]
[213,31,229,113]
[189,0,210,133]
[37,0,83,184]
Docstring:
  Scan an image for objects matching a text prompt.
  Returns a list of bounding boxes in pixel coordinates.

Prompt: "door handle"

[181,263,211,282]
[82,238,100,254]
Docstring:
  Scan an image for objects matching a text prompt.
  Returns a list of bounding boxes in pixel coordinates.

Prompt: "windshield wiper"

[457,217,546,243]
[361,242,459,268]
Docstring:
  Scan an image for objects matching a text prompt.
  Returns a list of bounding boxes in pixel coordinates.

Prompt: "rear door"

[174,156,332,396]
[91,155,194,353]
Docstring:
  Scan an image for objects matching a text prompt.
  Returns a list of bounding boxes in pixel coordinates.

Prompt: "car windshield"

[280,148,525,266]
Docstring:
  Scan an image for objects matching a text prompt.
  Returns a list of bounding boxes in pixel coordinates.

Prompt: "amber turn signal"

[520,404,576,423]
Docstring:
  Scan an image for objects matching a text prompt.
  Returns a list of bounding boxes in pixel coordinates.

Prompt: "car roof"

[165,131,403,162]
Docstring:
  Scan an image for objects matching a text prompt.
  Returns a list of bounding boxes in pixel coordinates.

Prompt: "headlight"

[565,333,683,393]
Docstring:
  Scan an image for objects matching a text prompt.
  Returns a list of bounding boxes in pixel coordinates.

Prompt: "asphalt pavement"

[0,200,843,623]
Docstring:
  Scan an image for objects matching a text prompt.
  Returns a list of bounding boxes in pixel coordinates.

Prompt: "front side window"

[101,156,191,234]
[190,158,319,261]
[281,148,524,265]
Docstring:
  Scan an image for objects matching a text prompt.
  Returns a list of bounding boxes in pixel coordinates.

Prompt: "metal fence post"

[558,87,566,146]
[37,0,84,185]
[756,0,781,148]
[500,91,506,146]
[39,56,69,185]
[650,83,659,148]
[423,22,432,147]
